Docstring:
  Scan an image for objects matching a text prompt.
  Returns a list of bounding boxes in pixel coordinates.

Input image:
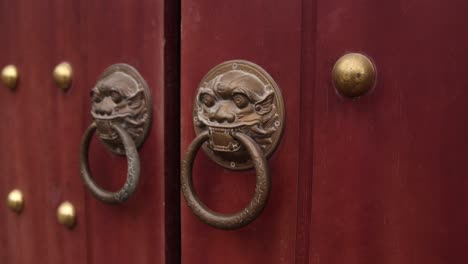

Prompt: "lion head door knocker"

[181,60,285,230]
[79,64,152,204]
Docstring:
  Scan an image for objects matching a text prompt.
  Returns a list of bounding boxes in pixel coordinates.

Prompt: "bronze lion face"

[91,69,150,154]
[194,68,282,166]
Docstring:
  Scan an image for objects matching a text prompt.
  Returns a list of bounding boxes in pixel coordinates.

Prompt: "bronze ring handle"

[80,122,140,204]
[181,130,271,230]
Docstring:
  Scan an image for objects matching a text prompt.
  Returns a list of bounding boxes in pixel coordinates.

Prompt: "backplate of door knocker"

[193,60,285,170]
[92,64,152,155]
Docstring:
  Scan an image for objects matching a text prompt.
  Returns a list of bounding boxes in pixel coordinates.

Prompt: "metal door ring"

[80,122,140,204]
[181,130,271,230]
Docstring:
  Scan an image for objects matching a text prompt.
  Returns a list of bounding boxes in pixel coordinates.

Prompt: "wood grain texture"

[181,0,303,263]
[82,0,179,264]
[182,1,468,264]
[309,0,468,263]
[0,0,180,263]
[0,0,87,262]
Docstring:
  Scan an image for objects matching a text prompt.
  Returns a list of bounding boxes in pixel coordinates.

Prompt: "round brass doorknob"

[7,189,24,213]
[1,65,19,90]
[53,62,73,91]
[332,53,376,98]
[57,201,76,229]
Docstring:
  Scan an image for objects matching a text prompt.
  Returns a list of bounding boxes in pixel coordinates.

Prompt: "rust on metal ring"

[80,122,141,204]
[181,130,270,230]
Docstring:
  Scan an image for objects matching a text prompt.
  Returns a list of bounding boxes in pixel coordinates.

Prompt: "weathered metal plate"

[193,60,284,170]
[91,63,152,155]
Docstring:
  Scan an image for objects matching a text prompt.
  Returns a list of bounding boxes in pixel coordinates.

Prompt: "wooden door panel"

[0,2,21,262]
[0,0,87,263]
[310,0,468,263]
[47,1,89,262]
[82,1,166,262]
[82,0,179,264]
[0,0,180,263]
[182,0,468,264]
[181,1,305,263]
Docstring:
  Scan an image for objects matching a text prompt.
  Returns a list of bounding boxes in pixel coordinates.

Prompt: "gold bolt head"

[332,53,376,98]
[1,65,19,90]
[7,189,24,213]
[53,62,73,91]
[57,201,76,229]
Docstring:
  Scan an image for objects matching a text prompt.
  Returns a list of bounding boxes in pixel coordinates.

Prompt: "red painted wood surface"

[0,0,88,262]
[181,0,305,263]
[0,0,180,263]
[82,0,179,263]
[1,0,468,263]
[181,0,468,264]
[310,0,468,263]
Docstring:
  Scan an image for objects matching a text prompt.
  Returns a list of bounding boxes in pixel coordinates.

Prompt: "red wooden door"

[0,1,88,262]
[1,0,468,263]
[0,0,179,263]
[181,1,468,264]
[181,0,311,262]
[310,1,468,263]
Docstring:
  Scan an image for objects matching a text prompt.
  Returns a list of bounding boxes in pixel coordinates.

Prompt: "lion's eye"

[201,94,215,107]
[111,91,123,104]
[94,96,103,103]
[91,91,102,103]
[233,94,249,109]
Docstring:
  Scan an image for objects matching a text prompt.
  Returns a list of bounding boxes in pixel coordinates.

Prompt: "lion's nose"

[95,97,114,116]
[210,109,235,123]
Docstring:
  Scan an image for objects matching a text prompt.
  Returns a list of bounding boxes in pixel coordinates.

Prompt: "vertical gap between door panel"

[163,0,181,263]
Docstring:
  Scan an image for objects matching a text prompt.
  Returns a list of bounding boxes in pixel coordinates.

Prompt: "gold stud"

[53,62,73,91]
[332,53,376,98]
[7,189,24,213]
[1,65,19,90]
[57,201,76,229]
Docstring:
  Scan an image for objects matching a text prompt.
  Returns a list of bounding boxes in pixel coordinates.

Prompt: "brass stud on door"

[7,189,24,213]
[332,53,376,98]
[57,201,76,229]
[53,62,73,91]
[1,65,19,90]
